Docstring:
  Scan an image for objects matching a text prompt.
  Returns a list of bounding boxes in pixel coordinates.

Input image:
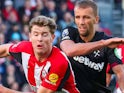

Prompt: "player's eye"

[42,33,48,37]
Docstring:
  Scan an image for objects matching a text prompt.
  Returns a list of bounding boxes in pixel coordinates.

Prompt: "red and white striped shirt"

[9,41,79,93]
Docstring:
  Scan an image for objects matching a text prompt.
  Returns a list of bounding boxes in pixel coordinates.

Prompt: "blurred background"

[0,0,124,92]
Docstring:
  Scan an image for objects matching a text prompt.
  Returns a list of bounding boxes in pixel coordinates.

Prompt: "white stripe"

[34,64,43,88]
[44,61,51,73]
[34,61,51,88]
[22,52,31,83]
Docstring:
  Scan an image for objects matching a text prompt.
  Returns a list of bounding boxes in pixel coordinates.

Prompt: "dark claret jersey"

[61,27,122,93]
[9,41,80,93]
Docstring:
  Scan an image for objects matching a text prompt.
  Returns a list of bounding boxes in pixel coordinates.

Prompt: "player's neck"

[81,31,95,42]
[35,51,51,62]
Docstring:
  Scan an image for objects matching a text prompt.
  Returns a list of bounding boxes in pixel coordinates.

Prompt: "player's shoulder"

[20,41,32,44]
[17,41,32,48]
[51,47,69,65]
[10,41,32,52]
[63,26,78,32]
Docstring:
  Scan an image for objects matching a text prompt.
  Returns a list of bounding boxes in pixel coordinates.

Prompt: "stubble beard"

[80,30,89,37]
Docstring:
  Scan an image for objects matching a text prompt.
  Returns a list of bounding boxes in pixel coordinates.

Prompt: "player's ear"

[52,34,55,39]
[94,16,99,24]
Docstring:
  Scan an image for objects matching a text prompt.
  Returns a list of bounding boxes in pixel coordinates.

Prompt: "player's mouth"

[37,45,43,48]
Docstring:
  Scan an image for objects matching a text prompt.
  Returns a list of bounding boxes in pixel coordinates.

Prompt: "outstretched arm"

[60,37,124,57]
[112,64,124,93]
[0,44,12,57]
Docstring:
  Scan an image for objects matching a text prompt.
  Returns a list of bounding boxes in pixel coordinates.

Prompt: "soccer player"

[0,16,79,93]
[60,0,124,93]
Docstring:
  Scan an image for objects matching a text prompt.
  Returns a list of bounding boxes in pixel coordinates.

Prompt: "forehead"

[74,7,94,16]
[31,25,50,33]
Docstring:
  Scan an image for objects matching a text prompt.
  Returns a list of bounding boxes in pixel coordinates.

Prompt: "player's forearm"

[78,40,105,56]
[0,44,12,57]
[61,40,104,57]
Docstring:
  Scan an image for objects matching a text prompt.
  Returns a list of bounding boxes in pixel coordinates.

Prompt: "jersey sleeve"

[9,41,32,64]
[41,57,70,91]
[61,27,78,42]
[107,47,123,68]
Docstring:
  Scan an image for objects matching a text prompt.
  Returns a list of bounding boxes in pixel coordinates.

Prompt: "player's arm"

[60,39,104,57]
[0,44,12,57]
[112,64,124,93]
[37,86,55,93]
[0,85,33,93]
[60,37,124,57]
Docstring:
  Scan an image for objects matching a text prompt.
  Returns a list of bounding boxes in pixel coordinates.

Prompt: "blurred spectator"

[21,14,30,26]
[21,24,29,41]
[2,0,19,22]
[56,1,69,21]
[0,15,7,33]
[52,29,61,47]
[31,10,40,18]
[1,56,27,90]
[18,0,35,23]
[0,32,5,44]
[5,22,23,43]
[42,0,57,18]
[13,0,25,10]
[95,23,112,36]
[48,10,61,47]
[1,63,25,90]
[59,11,76,29]
[31,0,44,18]
[67,0,75,11]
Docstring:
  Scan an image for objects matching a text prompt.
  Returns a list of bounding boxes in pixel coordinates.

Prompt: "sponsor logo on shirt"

[62,29,70,40]
[114,48,122,60]
[48,73,59,84]
[93,50,100,57]
[73,56,104,72]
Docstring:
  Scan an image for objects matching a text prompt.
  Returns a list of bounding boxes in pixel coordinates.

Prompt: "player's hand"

[103,37,124,48]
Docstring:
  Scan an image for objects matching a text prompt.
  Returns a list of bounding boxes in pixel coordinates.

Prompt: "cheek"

[87,20,94,26]
[43,38,52,45]
[48,38,53,44]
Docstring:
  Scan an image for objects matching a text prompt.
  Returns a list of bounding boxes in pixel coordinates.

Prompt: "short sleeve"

[61,27,78,42]
[107,48,123,68]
